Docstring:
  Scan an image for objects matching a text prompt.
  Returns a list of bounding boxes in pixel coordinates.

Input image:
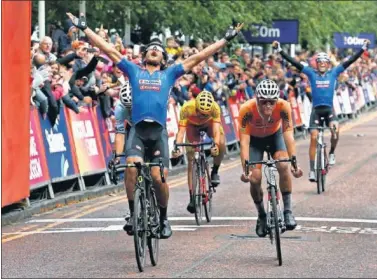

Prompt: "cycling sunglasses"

[146,45,165,53]
[259,99,277,106]
[316,58,330,63]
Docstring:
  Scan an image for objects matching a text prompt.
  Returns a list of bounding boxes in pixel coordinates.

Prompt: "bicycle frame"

[175,131,214,224]
[308,120,336,176]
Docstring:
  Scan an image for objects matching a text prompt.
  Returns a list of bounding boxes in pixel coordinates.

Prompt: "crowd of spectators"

[30,18,377,126]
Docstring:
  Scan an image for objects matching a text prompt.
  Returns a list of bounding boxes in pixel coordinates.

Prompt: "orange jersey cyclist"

[239,79,303,238]
[173,90,226,214]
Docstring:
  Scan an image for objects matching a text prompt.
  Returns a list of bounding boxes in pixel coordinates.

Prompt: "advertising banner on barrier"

[347,87,357,114]
[338,86,353,114]
[167,104,179,158]
[39,107,78,180]
[362,83,371,104]
[355,86,366,111]
[218,101,237,144]
[288,91,303,128]
[242,20,299,44]
[366,82,376,102]
[227,97,241,141]
[333,92,342,116]
[66,106,106,174]
[94,106,114,165]
[30,109,50,186]
[333,32,376,49]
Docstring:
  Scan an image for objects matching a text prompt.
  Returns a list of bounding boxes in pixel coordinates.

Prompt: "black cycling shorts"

[309,105,338,131]
[125,121,169,167]
[249,128,287,169]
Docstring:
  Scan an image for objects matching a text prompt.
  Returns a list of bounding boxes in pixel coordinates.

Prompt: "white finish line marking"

[25,216,377,224]
[3,224,377,236]
[2,225,233,235]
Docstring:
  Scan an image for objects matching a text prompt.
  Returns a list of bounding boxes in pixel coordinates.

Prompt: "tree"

[32,0,377,49]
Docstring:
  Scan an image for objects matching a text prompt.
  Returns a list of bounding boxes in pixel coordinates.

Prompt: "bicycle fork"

[266,170,286,235]
[315,132,327,175]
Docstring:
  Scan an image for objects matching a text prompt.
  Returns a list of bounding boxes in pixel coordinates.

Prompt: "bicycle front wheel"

[192,162,203,226]
[270,186,282,266]
[133,187,147,272]
[203,160,212,223]
[321,148,327,192]
[316,145,322,194]
[147,189,159,266]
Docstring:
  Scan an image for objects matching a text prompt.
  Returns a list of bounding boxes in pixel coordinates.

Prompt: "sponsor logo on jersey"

[315,80,330,88]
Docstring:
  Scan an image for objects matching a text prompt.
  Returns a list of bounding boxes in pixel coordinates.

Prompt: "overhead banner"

[333,32,376,49]
[39,107,78,180]
[242,20,299,44]
[66,106,106,175]
[30,109,50,187]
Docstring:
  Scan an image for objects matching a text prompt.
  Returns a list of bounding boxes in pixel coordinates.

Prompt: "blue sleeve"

[204,82,213,92]
[333,64,345,77]
[166,63,186,80]
[302,66,315,77]
[116,58,138,77]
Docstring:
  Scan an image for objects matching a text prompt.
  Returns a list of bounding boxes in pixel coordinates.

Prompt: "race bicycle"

[117,156,165,272]
[174,131,215,226]
[308,117,337,194]
[245,150,296,266]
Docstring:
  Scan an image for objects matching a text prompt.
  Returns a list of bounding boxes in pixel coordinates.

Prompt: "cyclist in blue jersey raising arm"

[67,12,243,239]
[272,39,370,182]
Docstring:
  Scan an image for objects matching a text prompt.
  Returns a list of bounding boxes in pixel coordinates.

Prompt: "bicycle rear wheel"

[203,160,212,223]
[192,162,203,226]
[270,186,282,266]
[147,189,159,266]
[133,187,147,272]
[316,145,322,194]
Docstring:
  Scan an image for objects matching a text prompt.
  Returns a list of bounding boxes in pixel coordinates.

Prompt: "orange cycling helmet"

[195,90,214,115]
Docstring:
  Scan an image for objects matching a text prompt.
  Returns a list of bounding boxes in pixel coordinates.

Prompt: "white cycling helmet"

[119,80,132,108]
[316,52,330,62]
[256,79,280,100]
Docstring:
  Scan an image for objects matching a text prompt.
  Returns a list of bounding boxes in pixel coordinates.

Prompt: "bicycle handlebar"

[174,140,213,149]
[306,126,337,132]
[121,159,165,183]
[245,158,292,176]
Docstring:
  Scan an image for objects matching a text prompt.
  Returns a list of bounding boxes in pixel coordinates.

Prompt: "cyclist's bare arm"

[182,39,228,72]
[240,133,250,172]
[175,126,186,145]
[281,103,296,158]
[283,129,296,159]
[66,12,122,64]
[272,41,304,72]
[212,122,221,147]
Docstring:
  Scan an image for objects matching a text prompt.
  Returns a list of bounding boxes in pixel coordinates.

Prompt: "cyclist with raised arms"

[272,39,370,182]
[67,12,243,239]
[173,90,226,214]
[239,79,303,237]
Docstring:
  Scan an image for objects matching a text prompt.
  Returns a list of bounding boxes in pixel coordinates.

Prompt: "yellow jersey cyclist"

[173,90,226,214]
[239,79,303,237]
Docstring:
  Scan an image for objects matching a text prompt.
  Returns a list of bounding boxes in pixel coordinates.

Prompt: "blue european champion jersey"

[302,65,345,108]
[117,58,185,126]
